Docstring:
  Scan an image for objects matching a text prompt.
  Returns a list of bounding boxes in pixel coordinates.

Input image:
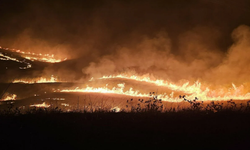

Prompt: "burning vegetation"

[1,1,250,149]
[0,46,67,64]
[13,75,58,84]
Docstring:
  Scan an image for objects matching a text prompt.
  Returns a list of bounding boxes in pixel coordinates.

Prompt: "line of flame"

[13,75,58,84]
[89,74,250,101]
[0,46,67,63]
[0,53,31,69]
[60,83,151,97]
[100,74,204,94]
[60,82,250,102]
[30,102,50,108]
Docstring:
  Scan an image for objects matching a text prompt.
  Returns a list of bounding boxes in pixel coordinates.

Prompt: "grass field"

[1,100,250,150]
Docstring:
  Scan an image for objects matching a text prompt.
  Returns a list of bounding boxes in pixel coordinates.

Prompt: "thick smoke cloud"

[0,0,250,84]
[207,25,250,84]
[83,25,250,85]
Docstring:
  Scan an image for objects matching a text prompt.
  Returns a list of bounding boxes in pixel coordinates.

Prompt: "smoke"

[81,27,218,81]
[207,25,250,84]
[0,29,70,59]
[83,25,250,85]
[0,0,250,84]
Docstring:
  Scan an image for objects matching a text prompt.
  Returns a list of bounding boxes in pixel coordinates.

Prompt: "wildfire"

[0,46,67,63]
[60,74,250,102]
[3,43,250,102]
[60,83,198,102]
[61,83,150,97]
[15,49,67,63]
[1,94,17,101]
[23,56,67,63]
[0,53,31,69]
[100,74,203,94]
[30,102,50,108]
[13,75,58,84]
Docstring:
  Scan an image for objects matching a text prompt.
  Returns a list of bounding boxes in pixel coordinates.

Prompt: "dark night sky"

[1,0,250,83]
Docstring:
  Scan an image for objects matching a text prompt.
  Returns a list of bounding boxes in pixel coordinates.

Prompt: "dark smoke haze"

[1,0,250,85]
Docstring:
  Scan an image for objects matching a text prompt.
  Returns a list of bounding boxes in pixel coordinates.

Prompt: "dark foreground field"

[1,110,250,150]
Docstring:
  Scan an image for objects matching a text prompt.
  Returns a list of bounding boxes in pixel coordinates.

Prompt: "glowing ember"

[61,103,69,106]
[30,102,50,108]
[110,106,121,112]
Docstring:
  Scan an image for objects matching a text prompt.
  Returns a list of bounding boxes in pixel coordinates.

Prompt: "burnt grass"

[1,106,250,150]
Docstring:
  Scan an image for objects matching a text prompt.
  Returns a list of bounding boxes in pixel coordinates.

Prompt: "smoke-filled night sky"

[1,0,250,85]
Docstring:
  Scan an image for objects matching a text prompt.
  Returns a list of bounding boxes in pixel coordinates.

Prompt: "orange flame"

[59,74,250,102]
[98,74,250,101]
[30,102,50,108]
[61,83,149,97]
[2,94,17,101]
[13,75,59,84]
[0,53,31,69]
[1,46,67,63]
